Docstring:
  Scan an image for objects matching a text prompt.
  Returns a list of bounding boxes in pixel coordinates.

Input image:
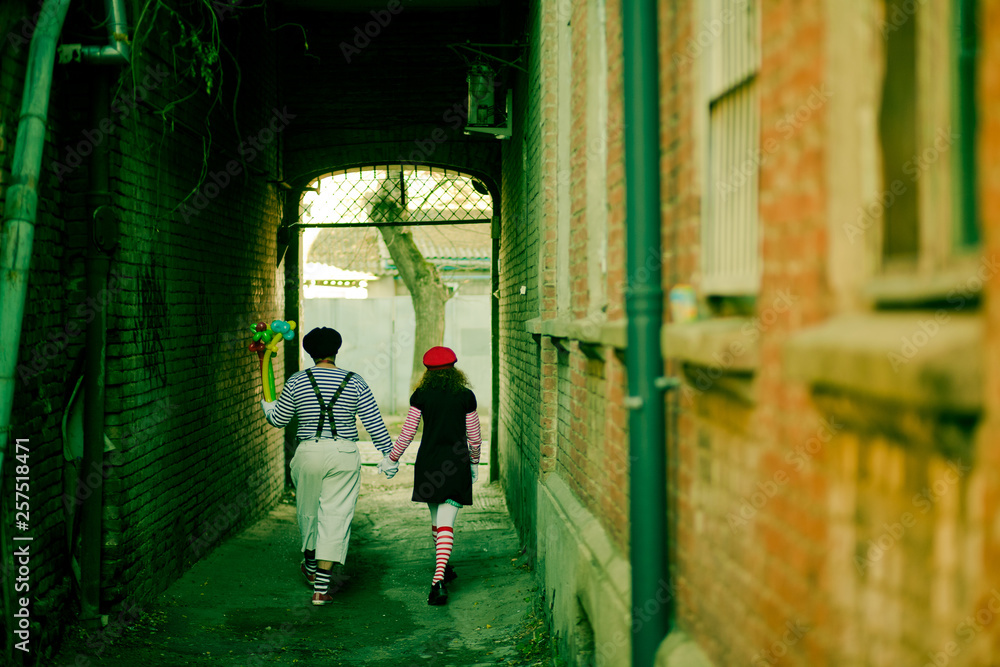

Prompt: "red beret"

[422,346,457,370]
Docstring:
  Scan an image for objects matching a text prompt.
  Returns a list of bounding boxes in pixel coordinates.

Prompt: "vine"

[175,19,219,96]
[93,0,310,224]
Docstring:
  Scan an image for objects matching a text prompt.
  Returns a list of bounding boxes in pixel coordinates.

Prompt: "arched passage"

[280,156,503,484]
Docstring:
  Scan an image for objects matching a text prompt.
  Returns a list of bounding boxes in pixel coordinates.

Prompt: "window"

[556,5,572,315]
[701,0,761,296]
[876,0,979,279]
[585,0,608,315]
[953,0,979,250]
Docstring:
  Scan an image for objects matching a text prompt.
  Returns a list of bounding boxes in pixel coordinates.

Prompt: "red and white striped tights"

[429,502,459,584]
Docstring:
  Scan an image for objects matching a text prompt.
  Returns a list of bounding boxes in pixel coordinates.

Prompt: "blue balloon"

[271,319,286,332]
[282,330,295,340]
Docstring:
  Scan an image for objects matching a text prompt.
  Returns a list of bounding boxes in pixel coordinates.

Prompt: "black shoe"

[442,564,457,583]
[428,581,449,606]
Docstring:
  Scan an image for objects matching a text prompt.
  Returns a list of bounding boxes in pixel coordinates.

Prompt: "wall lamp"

[449,42,526,140]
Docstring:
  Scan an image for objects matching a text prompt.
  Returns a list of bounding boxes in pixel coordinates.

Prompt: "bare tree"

[369,180,452,390]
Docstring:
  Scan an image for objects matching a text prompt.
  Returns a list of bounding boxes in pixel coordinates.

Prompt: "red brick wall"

[560,0,627,555]
[500,0,1000,663]
[498,0,542,553]
[658,0,701,627]
[978,0,1000,662]
[605,0,626,324]
[603,0,630,555]
[666,0,839,662]
[752,0,831,661]
[664,1,1000,665]
[501,0,632,565]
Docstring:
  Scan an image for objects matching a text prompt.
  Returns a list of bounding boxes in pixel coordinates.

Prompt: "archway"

[283,163,501,482]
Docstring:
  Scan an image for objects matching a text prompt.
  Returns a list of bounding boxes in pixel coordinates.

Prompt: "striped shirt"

[389,408,482,464]
[263,367,393,453]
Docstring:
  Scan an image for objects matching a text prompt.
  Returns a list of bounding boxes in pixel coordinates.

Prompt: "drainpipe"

[490,213,500,483]
[60,0,131,64]
[79,70,119,625]
[62,0,129,625]
[622,1,668,666]
[0,0,73,659]
[956,0,977,247]
[0,0,74,499]
[281,194,301,489]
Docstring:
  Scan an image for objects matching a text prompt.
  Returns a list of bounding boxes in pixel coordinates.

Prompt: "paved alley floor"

[48,459,549,667]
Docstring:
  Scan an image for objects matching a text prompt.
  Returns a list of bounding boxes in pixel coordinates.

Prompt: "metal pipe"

[282,194,302,488]
[622,0,668,665]
[0,0,73,659]
[490,213,500,483]
[957,0,978,247]
[74,0,131,623]
[80,68,115,624]
[0,0,74,496]
[60,0,130,65]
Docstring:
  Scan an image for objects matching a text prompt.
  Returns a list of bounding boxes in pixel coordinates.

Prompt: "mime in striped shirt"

[261,326,393,606]
[378,346,483,606]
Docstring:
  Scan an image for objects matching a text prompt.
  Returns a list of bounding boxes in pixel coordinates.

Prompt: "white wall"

[301,295,492,416]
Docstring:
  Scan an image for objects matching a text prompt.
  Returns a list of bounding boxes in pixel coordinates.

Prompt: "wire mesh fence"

[298,164,493,228]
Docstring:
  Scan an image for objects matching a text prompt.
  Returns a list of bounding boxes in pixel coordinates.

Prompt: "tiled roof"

[307,223,491,274]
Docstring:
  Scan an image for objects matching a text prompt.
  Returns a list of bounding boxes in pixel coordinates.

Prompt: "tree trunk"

[378,225,450,390]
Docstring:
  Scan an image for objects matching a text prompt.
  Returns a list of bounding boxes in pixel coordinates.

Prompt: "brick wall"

[1,2,287,660]
[956,1,1000,665]
[658,0,701,643]
[500,0,632,562]
[499,0,542,553]
[664,0,841,662]
[664,1,1000,666]
[744,0,830,663]
[106,2,286,606]
[602,0,630,558]
[658,0,829,657]
[501,2,635,660]
[982,0,1000,659]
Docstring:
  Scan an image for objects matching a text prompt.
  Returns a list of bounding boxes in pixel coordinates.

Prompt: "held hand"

[261,400,277,412]
[378,455,400,479]
[471,463,479,483]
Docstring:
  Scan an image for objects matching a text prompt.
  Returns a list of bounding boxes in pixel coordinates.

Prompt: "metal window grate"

[702,0,761,295]
[298,165,492,228]
[707,0,759,97]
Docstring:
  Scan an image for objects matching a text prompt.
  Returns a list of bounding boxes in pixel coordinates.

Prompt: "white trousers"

[290,438,361,563]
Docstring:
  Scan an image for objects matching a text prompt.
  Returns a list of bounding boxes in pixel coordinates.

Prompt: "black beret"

[302,327,342,359]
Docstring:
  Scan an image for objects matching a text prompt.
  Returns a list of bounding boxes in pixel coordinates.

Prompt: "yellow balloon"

[287,320,296,331]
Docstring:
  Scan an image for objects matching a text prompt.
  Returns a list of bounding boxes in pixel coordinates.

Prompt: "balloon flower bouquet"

[248,319,296,402]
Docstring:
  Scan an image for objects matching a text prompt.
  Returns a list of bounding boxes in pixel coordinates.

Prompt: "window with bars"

[701,0,761,296]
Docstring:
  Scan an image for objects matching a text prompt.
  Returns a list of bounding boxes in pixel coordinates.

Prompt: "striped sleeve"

[264,374,299,427]
[390,406,422,462]
[466,411,482,464]
[353,376,393,454]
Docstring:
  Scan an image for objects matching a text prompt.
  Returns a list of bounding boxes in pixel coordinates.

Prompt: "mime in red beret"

[377,346,482,605]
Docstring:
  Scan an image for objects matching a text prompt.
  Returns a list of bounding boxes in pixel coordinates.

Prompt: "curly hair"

[415,366,471,393]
